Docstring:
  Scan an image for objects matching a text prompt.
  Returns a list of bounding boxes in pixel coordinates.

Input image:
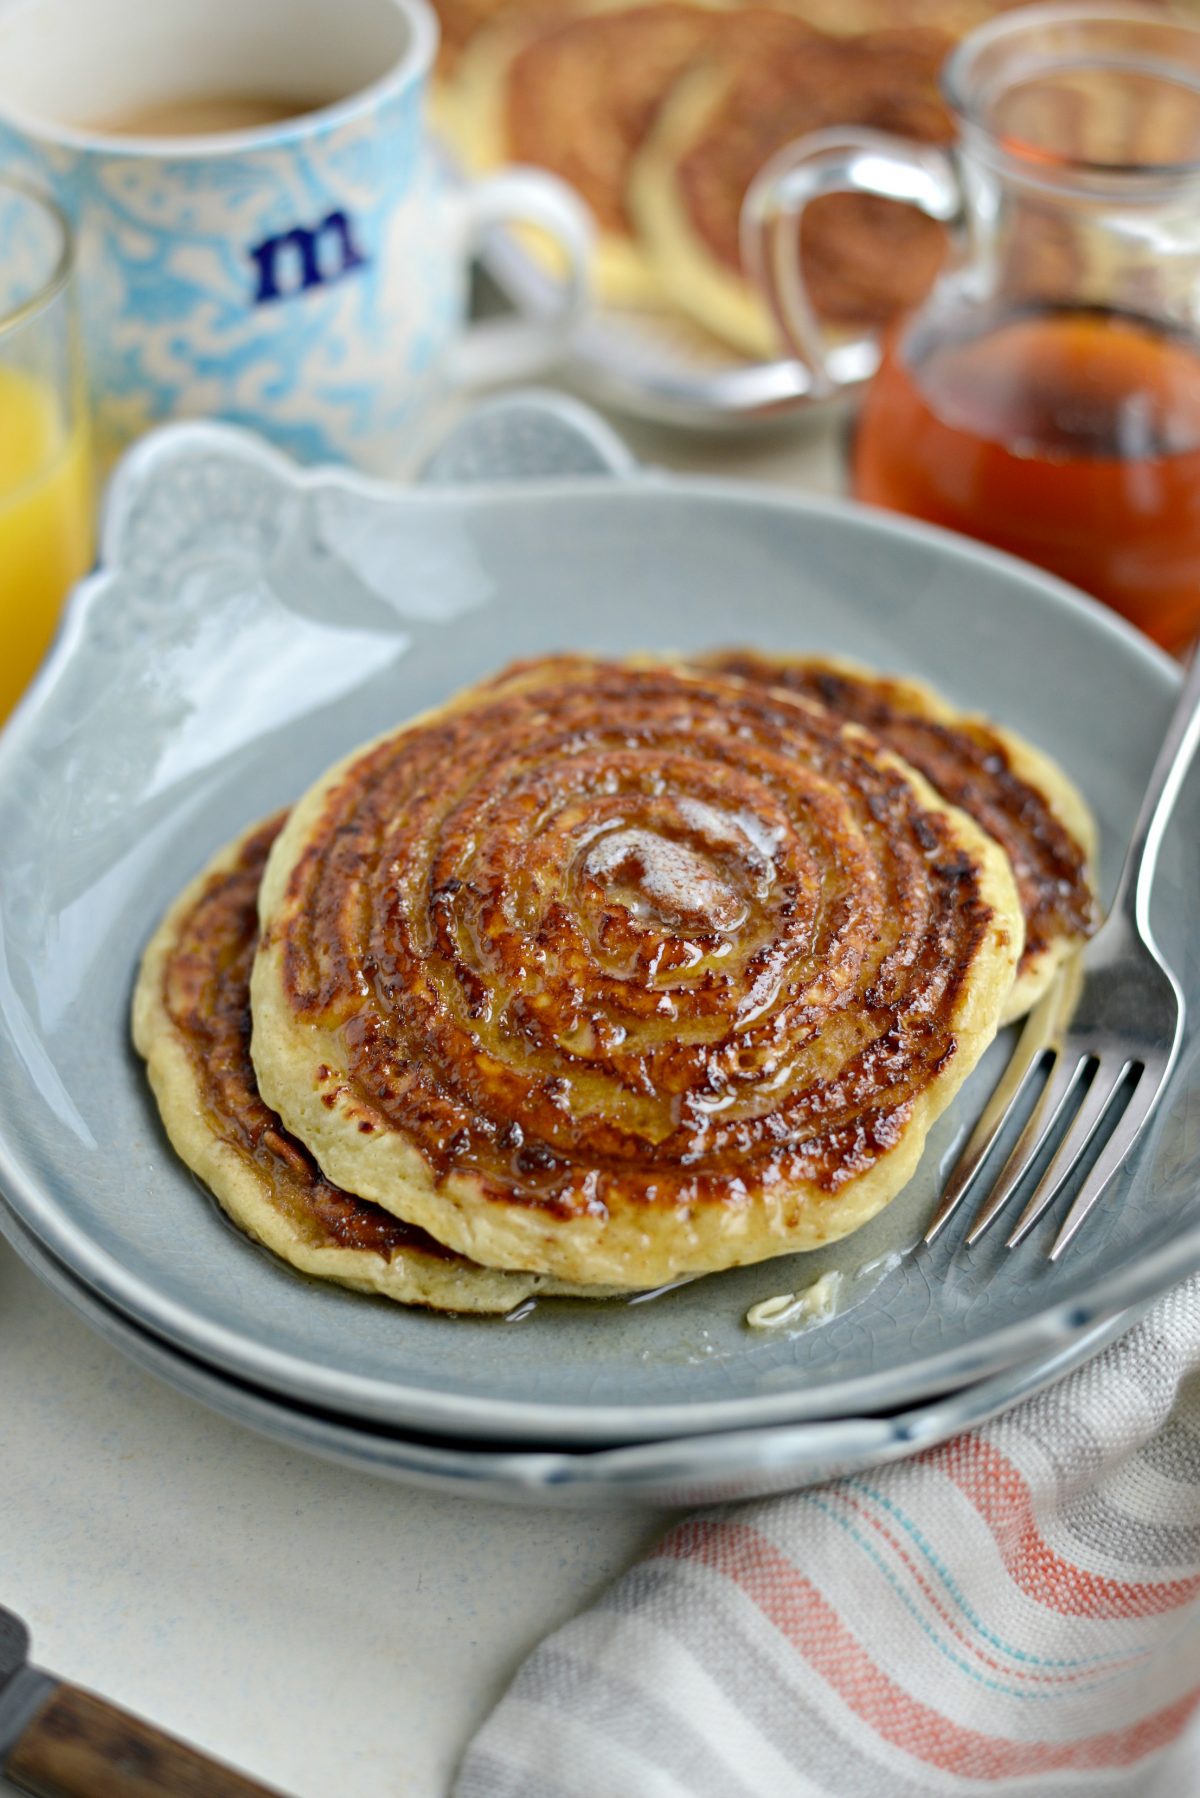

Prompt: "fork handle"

[1113,639,1200,935]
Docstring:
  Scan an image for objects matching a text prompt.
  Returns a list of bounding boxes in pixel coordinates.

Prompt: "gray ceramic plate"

[0,1190,1134,1507]
[0,394,1197,1446]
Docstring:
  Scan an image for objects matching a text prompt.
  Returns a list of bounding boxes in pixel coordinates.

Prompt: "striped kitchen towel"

[457,1277,1200,1797]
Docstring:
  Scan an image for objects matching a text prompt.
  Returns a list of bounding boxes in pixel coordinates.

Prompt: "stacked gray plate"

[0,394,1196,1506]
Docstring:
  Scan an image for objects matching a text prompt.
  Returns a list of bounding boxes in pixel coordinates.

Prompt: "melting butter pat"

[746,1270,843,1331]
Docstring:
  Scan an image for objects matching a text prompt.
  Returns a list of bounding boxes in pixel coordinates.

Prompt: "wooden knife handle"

[6,1682,285,1798]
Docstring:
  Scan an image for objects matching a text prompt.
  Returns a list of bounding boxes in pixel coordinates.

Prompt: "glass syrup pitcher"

[744,2,1200,651]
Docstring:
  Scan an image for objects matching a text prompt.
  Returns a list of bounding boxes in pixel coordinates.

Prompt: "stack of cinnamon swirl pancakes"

[133,653,1097,1313]
[432,0,1035,355]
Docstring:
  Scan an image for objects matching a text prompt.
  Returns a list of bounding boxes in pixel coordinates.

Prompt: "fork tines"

[924,958,1172,1260]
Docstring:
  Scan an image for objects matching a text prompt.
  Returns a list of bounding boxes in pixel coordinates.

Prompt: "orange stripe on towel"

[657,1519,1200,1778]
[927,1437,1200,1620]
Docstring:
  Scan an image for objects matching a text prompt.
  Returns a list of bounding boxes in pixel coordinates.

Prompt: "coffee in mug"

[85,95,328,137]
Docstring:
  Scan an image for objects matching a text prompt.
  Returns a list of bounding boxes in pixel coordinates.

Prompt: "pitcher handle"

[741,128,961,396]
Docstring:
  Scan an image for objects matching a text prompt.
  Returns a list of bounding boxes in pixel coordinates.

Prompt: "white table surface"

[0,403,842,1798]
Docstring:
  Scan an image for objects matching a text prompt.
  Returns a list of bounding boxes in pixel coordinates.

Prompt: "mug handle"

[448,168,594,390]
[741,128,961,395]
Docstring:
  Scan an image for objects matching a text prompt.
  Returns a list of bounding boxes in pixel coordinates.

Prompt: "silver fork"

[926,640,1200,1261]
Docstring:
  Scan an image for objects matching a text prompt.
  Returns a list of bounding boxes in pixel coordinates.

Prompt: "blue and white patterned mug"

[0,0,591,469]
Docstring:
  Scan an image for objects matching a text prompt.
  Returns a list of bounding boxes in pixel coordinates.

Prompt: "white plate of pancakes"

[0,394,1197,1496]
[430,0,1035,424]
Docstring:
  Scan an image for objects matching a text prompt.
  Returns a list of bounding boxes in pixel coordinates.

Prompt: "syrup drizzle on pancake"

[271,660,1008,1224]
[705,653,1097,982]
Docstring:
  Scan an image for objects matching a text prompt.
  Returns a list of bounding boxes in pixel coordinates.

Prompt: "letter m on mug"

[249,210,368,305]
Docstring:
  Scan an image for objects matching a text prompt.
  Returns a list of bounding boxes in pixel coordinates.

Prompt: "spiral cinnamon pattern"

[251,658,1022,1283]
[703,652,1097,1020]
[133,816,605,1311]
[504,3,731,237]
[157,818,446,1255]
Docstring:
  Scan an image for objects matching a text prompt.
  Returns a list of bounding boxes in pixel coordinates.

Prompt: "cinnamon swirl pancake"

[431,0,561,74]
[630,24,955,355]
[701,653,1098,1022]
[250,657,1023,1287]
[445,0,743,306]
[133,815,611,1310]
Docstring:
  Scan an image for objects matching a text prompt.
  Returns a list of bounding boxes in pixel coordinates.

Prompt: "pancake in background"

[780,0,1035,31]
[631,25,954,357]
[133,815,616,1312]
[444,0,747,306]
[430,0,565,73]
[701,652,1098,1021]
[250,656,1022,1287]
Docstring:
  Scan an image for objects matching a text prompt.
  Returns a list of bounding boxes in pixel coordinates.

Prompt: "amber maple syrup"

[852,304,1200,650]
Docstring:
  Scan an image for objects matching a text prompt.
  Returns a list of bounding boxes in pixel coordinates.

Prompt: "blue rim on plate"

[0,397,1195,1445]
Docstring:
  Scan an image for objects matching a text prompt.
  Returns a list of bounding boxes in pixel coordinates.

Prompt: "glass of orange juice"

[0,179,92,725]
